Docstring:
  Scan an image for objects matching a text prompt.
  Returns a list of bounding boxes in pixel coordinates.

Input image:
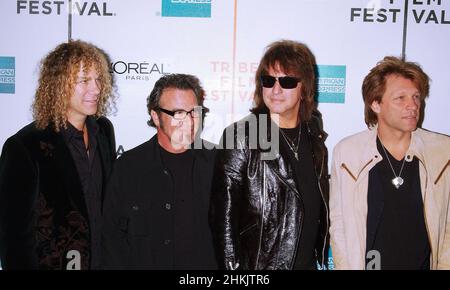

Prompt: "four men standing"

[0,40,448,270]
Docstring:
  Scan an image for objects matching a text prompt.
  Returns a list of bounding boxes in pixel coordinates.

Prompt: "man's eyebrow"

[172,107,195,111]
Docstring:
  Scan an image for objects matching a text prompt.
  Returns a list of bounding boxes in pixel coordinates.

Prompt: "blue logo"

[0,56,15,94]
[316,65,346,103]
[327,247,335,270]
[161,0,211,18]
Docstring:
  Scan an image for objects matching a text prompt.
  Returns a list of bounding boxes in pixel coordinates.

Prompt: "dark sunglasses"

[260,75,301,89]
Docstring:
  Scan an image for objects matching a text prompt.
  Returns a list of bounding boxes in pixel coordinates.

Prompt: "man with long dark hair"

[209,40,329,270]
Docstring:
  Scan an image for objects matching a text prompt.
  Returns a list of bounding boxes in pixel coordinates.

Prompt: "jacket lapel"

[44,127,89,218]
[96,132,112,204]
[263,118,301,200]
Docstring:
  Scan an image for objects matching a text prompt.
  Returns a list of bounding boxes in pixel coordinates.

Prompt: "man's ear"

[370,101,381,114]
[150,110,160,127]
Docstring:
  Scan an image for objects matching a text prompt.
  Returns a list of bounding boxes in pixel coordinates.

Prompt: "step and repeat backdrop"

[1,0,449,269]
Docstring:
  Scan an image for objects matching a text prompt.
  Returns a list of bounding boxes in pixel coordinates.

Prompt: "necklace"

[280,124,301,160]
[379,141,406,189]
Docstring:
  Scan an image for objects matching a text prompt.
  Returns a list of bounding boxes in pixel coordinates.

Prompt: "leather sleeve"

[209,126,248,270]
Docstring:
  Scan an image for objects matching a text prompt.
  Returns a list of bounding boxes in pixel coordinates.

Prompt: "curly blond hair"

[33,40,115,131]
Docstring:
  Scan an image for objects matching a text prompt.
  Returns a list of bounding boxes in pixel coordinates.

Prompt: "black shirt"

[61,117,103,269]
[160,147,197,269]
[279,124,322,270]
[366,137,430,270]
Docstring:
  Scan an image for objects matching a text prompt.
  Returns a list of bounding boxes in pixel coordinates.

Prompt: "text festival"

[350,0,449,24]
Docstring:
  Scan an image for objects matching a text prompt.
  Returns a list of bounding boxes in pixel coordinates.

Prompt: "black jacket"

[101,135,218,269]
[209,111,329,270]
[0,117,116,269]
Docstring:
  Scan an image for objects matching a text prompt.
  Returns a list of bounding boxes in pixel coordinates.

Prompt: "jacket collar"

[148,134,213,169]
[351,126,433,183]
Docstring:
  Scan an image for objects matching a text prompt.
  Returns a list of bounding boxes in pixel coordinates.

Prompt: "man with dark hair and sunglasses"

[101,74,217,269]
[209,40,330,270]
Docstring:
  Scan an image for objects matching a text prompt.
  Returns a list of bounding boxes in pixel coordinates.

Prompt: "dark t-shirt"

[160,147,197,269]
[366,138,430,270]
[279,124,322,270]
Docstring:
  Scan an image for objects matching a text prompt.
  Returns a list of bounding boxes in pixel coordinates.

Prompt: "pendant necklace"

[380,141,406,189]
[280,124,301,160]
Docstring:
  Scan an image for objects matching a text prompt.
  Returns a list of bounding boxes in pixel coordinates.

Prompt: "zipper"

[289,189,305,269]
[295,124,326,269]
[264,158,304,268]
[308,125,328,268]
[239,223,257,236]
[255,162,266,269]
[317,153,329,269]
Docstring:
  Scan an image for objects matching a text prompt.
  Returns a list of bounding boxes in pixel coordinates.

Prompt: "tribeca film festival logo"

[16,0,116,16]
[0,57,15,94]
[316,65,346,104]
[161,0,211,18]
[206,60,257,103]
[110,60,170,81]
[350,0,449,24]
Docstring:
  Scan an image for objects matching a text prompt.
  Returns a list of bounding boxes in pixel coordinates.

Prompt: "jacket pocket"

[434,160,450,185]
[340,163,357,181]
[128,206,151,237]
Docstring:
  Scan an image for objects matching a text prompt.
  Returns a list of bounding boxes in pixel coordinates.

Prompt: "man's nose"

[272,79,282,94]
[89,79,101,94]
[406,96,419,110]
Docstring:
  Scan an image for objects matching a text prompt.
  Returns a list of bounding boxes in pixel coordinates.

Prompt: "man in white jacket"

[330,56,450,270]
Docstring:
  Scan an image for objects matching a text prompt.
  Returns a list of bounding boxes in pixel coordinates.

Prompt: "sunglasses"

[260,75,301,89]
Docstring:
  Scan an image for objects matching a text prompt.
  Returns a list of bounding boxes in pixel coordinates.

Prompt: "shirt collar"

[61,116,99,141]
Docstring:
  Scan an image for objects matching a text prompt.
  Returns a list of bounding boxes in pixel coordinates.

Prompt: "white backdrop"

[1,0,449,156]
[1,0,450,269]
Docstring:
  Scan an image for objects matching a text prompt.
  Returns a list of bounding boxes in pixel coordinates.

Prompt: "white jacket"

[330,127,450,269]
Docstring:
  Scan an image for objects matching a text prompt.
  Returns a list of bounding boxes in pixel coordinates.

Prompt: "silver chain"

[279,124,301,159]
[380,140,406,180]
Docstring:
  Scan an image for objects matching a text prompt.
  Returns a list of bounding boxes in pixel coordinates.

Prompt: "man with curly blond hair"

[0,40,116,270]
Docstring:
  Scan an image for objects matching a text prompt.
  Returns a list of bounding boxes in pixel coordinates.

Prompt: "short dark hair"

[146,74,208,127]
[251,40,317,122]
[362,56,429,127]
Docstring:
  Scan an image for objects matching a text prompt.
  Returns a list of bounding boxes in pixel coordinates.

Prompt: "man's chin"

[171,138,194,150]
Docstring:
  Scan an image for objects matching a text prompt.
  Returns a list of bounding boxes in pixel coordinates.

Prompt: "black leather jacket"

[209,110,329,270]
